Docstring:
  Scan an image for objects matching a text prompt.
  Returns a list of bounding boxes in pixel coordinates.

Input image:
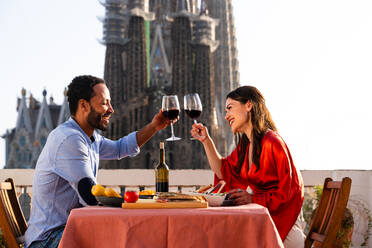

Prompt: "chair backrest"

[305,177,352,248]
[0,178,28,248]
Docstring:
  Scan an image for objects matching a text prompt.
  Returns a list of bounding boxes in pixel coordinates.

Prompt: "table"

[58,204,284,248]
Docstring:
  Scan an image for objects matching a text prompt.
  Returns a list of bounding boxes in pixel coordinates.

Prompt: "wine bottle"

[155,142,169,192]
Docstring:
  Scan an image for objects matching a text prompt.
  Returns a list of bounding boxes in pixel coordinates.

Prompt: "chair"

[0,178,28,248]
[305,177,352,248]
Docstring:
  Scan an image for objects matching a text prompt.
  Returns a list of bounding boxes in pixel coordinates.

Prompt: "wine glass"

[184,93,203,139]
[162,95,181,141]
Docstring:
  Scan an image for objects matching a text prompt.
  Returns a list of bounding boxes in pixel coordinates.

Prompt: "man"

[25,75,172,248]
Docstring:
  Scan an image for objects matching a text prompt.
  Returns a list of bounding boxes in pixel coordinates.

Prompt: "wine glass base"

[166,136,182,142]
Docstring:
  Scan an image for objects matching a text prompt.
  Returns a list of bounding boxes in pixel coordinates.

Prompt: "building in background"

[2,0,240,170]
[99,0,240,169]
[2,89,70,168]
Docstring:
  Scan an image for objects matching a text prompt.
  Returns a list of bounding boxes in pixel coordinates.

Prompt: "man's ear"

[79,99,90,113]
[245,101,253,112]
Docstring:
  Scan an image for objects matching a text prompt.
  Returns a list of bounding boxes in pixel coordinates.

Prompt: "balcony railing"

[1,169,371,247]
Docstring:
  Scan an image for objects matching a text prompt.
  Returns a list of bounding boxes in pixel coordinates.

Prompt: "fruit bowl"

[95,196,123,207]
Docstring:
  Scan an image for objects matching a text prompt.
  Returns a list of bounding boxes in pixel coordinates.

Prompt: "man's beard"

[87,105,110,131]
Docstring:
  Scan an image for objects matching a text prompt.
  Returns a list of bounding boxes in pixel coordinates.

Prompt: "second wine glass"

[162,95,181,141]
[184,93,203,139]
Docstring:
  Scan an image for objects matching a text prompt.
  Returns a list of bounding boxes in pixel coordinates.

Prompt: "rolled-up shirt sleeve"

[99,131,140,160]
[54,135,96,206]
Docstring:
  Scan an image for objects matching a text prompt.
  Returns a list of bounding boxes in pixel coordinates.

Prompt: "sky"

[1,0,372,170]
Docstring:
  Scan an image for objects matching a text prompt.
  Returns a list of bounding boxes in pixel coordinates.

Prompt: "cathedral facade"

[99,0,240,169]
[2,89,70,168]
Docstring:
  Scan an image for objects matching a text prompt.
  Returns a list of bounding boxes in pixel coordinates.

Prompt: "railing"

[1,169,372,247]
[0,169,215,194]
[2,169,371,195]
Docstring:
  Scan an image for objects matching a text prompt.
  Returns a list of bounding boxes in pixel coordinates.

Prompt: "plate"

[203,194,226,206]
[96,196,123,207]
[191,193,228,207]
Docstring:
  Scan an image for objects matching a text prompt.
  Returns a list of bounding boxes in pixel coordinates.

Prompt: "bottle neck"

[159,148,165,164]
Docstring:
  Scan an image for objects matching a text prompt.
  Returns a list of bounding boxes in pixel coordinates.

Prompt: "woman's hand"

[228,188,252,205]
[191,123,208,142]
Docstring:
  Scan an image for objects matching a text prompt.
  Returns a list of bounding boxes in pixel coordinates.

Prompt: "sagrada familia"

[2,0,240,169]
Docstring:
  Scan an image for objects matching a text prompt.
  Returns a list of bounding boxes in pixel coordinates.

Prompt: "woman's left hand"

[228,188,253,205]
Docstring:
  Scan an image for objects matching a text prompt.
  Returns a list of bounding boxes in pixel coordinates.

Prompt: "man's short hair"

[67,75,105,115]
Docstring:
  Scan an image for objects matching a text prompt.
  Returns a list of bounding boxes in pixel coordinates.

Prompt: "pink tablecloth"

[59,204,284,248]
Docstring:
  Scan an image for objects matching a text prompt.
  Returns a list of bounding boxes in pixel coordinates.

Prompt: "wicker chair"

[305,177,352,248]
[0,178,28,248]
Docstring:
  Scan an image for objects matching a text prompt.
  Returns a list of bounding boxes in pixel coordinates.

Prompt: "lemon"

[104,187,122,198]
[139,189,155,195]
[91,184,106,196]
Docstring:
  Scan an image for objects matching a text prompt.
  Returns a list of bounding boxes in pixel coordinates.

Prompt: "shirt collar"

[68,117,96,144]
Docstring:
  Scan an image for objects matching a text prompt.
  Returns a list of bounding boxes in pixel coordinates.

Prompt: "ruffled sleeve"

[251,135,294,213]
[215,143,249,192]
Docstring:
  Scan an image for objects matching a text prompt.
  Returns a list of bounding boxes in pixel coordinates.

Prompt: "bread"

[196,184,213,193]
[154,192,206,202]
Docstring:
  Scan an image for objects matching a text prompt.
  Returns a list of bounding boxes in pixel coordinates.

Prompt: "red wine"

[163,109,179,120]
[185,109,202,119]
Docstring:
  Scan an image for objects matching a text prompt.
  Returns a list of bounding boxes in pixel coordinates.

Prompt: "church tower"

[99,0,240,169]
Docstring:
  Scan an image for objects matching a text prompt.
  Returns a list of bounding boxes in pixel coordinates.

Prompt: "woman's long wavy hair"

[226,86,277,173]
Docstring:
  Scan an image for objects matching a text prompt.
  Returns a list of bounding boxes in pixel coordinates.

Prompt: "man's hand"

[151,110,178,131]
[136,110,179,147]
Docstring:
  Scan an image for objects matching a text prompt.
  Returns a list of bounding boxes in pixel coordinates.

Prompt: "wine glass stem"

[193,120,197,124]
[170,121,175,137]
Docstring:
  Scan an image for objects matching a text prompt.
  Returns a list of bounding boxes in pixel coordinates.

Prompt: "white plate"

[192,193,226,207]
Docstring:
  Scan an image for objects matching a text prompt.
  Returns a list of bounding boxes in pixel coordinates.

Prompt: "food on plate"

[139,189,155,195]
[104,187,122,198]
[154,192,206,203]
[124,191,139,203]
[91,184,106,196]
[196,184,212,193]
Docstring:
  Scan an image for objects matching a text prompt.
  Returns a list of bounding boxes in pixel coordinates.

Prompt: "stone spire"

[126,0,155,20]
[34,89,53,138]
[58,88,70,125]
[98,0,128,45]
[150,24,171,79]
[191,0,219,52]
[15,88,32,133]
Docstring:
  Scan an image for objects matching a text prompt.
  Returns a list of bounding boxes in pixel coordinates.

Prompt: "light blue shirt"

[24,118,139,247]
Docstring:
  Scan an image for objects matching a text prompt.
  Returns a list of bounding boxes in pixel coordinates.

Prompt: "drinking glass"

[184,93,203,139]
[162,95,181,141]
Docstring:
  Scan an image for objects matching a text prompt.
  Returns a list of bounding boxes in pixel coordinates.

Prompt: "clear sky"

[1,0,372,170]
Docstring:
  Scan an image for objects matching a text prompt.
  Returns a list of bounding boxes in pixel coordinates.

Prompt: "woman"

[191,86,305,247]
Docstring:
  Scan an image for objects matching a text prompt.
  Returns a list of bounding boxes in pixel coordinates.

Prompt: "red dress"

[216,130,304,241]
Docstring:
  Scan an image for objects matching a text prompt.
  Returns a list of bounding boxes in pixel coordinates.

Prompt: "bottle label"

[155,170,169,182]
